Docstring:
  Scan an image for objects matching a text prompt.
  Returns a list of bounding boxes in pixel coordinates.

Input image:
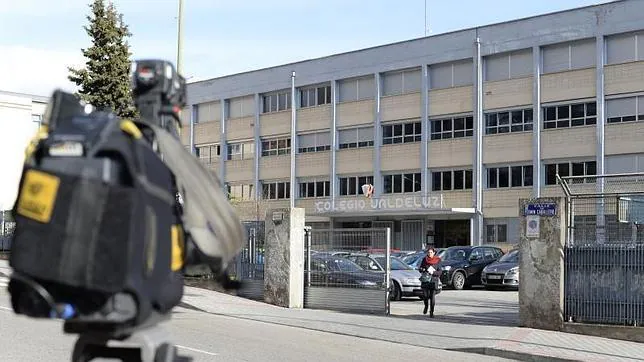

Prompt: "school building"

[180,0,644,251]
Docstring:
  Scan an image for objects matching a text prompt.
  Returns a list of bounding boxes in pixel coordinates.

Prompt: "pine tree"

[68,0,137,118]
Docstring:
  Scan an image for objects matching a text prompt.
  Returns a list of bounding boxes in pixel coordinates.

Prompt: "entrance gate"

[303,228,391,315]
[229,221,265,300]
[559,173,644,326]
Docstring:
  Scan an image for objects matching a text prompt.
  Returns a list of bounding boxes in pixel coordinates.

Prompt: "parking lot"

[390,287,519,327]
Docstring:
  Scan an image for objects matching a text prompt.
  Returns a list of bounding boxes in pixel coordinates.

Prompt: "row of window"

[232,161,597,201]
[200,98,643,158]
[230,31,644,117]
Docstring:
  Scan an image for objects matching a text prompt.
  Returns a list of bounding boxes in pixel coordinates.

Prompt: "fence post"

[305,226,311,288]
[385,227,391,315]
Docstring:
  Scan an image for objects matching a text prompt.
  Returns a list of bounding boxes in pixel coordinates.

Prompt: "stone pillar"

[518,197,566,331]
[264,208,305,308]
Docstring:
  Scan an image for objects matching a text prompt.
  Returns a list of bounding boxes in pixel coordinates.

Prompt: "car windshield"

[440,248,469,261]
[374,256,412,270]
[332,258,363,272]
[499,250,519,263]
[402,253,423,264]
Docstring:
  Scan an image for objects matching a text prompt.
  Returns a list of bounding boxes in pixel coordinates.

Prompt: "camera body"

[6,59,222,339]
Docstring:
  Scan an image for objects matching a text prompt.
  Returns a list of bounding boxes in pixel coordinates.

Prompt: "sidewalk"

[181,286,644,362]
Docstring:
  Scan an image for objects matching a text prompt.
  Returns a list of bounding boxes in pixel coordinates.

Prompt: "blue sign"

[525,203,557,216]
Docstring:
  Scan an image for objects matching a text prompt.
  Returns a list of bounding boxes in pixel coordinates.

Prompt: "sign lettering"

[314,195,445,213]
[525,203,557,216]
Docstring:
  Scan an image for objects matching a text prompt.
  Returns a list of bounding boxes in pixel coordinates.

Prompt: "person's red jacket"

[419,255,442,276]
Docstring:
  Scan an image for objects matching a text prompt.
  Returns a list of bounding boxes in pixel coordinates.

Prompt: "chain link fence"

[559,173,644,326]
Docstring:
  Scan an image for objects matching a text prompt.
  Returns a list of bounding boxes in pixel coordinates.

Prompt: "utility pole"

[425,0,427,36]
[176,0,184,75]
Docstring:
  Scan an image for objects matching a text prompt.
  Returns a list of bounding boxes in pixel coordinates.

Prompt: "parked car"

[481,248,519,290]
[402,249,446,269]
[307,254,385,289]
[437,246,504,290]
[345,253,422,300]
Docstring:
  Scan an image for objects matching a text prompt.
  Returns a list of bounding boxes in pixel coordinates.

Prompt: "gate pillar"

[264,208,305,308]
[518,197,567,331]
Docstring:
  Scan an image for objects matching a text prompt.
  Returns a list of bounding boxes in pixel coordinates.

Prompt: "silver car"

[481,249,519,289]
[346,253,422,300]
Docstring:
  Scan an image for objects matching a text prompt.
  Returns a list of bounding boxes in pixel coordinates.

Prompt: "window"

[485,108,533,134]
[484,49,533,82]
[31,114,42,124]
[542,39,596,74]
[606,96,644,123]
[432,169,472,191]
[382,68,422,96]
[261,137,291,156]
[605,31,644,65]
[383,172,421,194]
[430,115,473,140]
[298,132,331,153]
[382,121,422,144]
[262,181,290,200]
[545,161,596,185]
[226,142,254,161]
[338,76,375,102]
[299,180,331,198]
[226,184,255,201]
[487,165,533,188]
[196,101,221,123]
[429,59,473,89]
[543,102,596,129]
[228,96,255,118]
[486,224,508,243]
[301,86,331,108]
[338,127,374,149]
[262,91,291,113]
[196,144,220,164]
[339,176,373,196]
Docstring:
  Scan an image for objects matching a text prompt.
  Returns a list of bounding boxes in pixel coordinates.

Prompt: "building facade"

[182,0,644,250]
[0,90,48,210]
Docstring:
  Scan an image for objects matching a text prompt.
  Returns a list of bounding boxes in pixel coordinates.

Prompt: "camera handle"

[71,323,192,362]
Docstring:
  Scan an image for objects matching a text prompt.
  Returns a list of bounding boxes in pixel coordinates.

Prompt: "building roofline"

[0,89,49,103]
[187,0,619,86]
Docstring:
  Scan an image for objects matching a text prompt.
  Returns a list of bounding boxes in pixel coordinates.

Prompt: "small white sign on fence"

[526,215,540,238]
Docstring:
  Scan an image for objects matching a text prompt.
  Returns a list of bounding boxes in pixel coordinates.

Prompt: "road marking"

[176,345,219,356]
[0,305,219,357]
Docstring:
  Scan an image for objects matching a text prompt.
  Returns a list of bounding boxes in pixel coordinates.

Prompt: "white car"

[345,253,422,301]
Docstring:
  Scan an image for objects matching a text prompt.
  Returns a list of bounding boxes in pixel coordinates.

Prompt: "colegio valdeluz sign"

[314,194,445,213]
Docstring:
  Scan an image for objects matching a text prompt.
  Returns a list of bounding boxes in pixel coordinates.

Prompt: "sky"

[0,0,615,98]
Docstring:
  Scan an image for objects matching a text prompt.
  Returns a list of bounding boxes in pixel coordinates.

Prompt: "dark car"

[481,248,519,290]
[437,246,504,290]
[307,254,385,289]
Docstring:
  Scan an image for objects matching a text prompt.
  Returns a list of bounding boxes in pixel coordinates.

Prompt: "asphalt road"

[0,270,513,362]
[390,287,519,327]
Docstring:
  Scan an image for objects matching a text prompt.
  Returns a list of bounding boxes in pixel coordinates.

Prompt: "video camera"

[6,60,246,361]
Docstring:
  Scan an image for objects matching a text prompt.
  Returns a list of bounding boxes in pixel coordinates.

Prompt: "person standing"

[419,247,442,317]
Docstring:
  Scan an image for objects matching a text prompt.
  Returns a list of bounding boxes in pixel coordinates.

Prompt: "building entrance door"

[401,220,423,251]
[434,220,470,248]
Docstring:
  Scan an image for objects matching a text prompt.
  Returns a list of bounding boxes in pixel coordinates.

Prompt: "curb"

[449,347,581,362]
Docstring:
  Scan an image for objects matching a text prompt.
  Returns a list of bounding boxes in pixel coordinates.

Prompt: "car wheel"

[390,281,401,301]
[451,271,466,290]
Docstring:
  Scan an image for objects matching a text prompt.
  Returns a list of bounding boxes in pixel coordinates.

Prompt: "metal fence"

[304,227,391,315]
[1,211,14,252]
[559,173,644,326]
[228,221,265,300]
